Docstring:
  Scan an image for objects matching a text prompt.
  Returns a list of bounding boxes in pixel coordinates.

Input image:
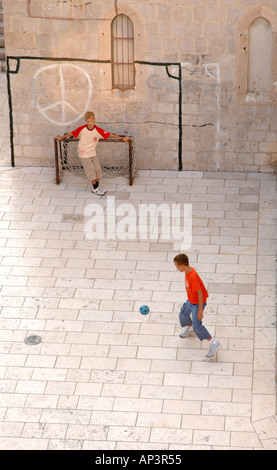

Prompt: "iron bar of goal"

[54,136,134,186]
[128,138,134,186]
[54,137,60,185]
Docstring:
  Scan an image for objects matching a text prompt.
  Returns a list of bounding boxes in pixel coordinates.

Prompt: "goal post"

[54,136,135,186]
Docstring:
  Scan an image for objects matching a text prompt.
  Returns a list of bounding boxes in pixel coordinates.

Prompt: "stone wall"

[3,0,277,172]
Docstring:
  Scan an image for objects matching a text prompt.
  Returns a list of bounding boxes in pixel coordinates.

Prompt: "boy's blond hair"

[84,111,95,120]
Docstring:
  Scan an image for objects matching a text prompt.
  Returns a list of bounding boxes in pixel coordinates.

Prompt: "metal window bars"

[111,14,135,90]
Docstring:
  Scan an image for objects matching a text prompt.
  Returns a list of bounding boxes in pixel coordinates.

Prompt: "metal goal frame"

[54,136,134,186]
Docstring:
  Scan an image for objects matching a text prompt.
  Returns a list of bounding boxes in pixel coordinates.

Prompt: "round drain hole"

[24,335,42,346]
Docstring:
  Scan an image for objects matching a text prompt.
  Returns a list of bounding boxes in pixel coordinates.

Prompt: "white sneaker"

[179,326,196,338]
[206,340,222,358]
[92,186,106,196]
[98,186,107,195]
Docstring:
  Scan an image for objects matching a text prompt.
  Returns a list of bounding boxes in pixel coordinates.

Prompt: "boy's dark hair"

[174,253,189,266]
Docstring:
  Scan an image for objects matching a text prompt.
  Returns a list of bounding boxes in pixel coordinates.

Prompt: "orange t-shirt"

[185,268,209,304]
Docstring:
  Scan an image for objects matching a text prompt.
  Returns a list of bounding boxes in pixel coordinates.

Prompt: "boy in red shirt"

[55,111,131,196]
[174,253,221,358]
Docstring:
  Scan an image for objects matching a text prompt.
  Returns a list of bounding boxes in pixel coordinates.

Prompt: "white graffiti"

[181,62,221,170]
[29,0,93,20]
[207,64,221,171]
[181,61,220,82]
[203,63,220,82]
[31,63,93,126]
[246,93,270,103]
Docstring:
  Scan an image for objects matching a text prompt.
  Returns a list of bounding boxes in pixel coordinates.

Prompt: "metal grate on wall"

[111,14,135,90]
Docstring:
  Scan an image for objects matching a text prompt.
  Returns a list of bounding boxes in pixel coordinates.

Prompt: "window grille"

[111,14,135,90]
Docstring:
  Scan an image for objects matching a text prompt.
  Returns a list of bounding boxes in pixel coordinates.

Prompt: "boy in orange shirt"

[174,253,221,358]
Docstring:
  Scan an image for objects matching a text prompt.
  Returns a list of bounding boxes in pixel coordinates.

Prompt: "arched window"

[237,8,277,100]
[111,14,135,90]
[248,18,272,92]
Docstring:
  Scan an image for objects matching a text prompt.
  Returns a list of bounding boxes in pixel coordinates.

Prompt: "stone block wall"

[3,0,277,172]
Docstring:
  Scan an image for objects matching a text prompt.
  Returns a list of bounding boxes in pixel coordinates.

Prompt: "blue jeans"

[179,300,211,341]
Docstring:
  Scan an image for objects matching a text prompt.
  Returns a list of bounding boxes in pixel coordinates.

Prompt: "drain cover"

[24,335,42,345]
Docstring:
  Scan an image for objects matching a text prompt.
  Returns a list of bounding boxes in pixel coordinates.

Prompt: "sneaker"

[179,326,196,338]
[206,340,222,358]
[98,186,107,195]
[92,186,106,196]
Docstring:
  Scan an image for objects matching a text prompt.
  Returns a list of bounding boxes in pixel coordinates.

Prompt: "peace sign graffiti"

[31,63,93,126]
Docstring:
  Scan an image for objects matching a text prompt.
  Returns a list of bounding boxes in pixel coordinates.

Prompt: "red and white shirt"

[72,125,110,158]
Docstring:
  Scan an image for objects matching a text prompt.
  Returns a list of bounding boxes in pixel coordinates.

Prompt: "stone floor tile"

[193,429,231,447]
[150,428,193,445]
[0,437,49,450]
[252,416,277,442]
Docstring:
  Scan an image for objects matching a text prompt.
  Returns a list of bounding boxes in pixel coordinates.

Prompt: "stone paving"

[0,164,276,450]
[0,73,276,451]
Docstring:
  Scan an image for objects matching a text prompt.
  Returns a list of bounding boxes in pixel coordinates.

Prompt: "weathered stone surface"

[3,0,277,172]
